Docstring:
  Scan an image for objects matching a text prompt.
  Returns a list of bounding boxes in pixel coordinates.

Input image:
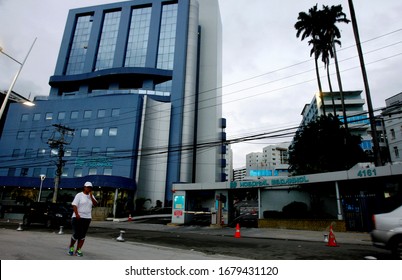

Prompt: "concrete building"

[245,143,290,178]
[233,167,246,181]
[0,0,225,216]
[301,90,372,151]
[382,92,402,163]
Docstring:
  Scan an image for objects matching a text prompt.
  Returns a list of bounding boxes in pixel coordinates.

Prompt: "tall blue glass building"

[0,0,224,214]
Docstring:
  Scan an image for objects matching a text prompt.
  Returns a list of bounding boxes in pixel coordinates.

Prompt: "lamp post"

[38,174,46,202]
[0,38,37,121]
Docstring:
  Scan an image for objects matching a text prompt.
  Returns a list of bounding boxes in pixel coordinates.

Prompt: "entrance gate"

[341,192,378,232]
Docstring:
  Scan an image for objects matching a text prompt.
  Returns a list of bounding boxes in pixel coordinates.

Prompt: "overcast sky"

[1,0,401,168]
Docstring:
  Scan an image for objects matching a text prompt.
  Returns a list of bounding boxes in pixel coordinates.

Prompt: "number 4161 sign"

[357,169,377,177]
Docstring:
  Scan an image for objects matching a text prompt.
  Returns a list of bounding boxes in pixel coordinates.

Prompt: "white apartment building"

[301,90,372,151]
[245,143,290,178]
[382,92,402,163]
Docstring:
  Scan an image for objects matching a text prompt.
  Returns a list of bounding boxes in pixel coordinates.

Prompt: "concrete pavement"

[0,226,245,260]
[90,220,373,246]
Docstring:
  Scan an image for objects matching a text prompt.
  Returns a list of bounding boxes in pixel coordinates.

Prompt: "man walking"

[68,181,97,256]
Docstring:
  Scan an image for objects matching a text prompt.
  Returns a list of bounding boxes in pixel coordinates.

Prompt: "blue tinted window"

[157,4,177,70]
[125,7,151,67]
[66,15,93,75]
[95,11,121,71]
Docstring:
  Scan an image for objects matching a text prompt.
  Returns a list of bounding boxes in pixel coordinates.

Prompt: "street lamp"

[38,174,46,202]
[0,38,37,121]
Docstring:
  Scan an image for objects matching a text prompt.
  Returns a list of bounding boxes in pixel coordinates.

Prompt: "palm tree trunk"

[332,41,348,131]
[326,62,336,116]
[313,43,326,116]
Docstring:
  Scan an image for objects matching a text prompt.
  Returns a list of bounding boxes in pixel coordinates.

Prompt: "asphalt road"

[0,220,394,260]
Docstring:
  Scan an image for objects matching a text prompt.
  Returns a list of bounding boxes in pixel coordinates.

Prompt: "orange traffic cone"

[234,223,241,238]
[128,214,132,222]
[327,225,338,247]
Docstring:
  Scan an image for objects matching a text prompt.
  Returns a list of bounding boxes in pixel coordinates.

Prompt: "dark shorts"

[71,217,91,240]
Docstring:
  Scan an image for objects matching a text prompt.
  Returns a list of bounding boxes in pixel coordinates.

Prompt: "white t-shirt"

[72,192,97,219]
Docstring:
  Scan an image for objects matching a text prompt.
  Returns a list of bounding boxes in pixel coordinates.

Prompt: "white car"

[371,205,402,259]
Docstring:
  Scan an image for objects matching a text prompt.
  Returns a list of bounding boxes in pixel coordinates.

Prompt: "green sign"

[271,176,309,186]
[230,176,310,189]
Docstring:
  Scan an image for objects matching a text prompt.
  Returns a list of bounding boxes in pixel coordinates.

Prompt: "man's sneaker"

[68,247,74,256]
[76,249,83,257]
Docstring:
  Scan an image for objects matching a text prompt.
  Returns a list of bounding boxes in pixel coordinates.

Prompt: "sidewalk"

[91,220,373,246]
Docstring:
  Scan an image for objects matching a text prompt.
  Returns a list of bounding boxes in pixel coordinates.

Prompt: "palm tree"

[320,5,350,129]
[295,4,326,116]
[309,34,341,116]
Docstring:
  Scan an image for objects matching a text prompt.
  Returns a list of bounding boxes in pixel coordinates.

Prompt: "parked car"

[371,205,402,259]
[23,202,73,228]
[229,213,258,228]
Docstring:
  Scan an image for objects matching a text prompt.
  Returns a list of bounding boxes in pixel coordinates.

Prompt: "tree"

[295,4,326,116]
[295,5,350,119]
[320,4,350,129]
[309,33,340,116]
[288,115,367,175]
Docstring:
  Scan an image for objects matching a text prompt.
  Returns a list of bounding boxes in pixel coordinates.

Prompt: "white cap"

[84,181,93,187]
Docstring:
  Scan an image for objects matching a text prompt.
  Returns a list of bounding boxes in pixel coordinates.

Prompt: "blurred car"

[229,213,258,228]
[371,205,402,259]
[23,202,73,228]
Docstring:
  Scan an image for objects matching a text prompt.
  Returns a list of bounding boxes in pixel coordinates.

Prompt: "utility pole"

[47,124,74,203]
[348,0,382,166]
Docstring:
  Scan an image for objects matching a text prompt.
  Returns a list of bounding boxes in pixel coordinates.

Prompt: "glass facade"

[125,7,152,67]
[66,14,94,75]
[95,11,121,71]
[157,4,178,70]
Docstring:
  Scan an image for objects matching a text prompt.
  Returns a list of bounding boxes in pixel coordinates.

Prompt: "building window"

[66,14,94,75]
[71,111,79,119]
[45,112,53,120]
[47,168,55,178]
[33,113,41,121]
[394,147,399,158]
[25,149,34,158]
[17,131,24,139]
[97,109,106,118]
[109,127,118,136]
[78,148,87,157]
[38,148,47,157]
[51,148,58,157]
[390,129,396,140]
[29,131,36,139]
[21,168,29,177]
[106,147,115,156]
[58,112,66,120]
[81,128,89,137]
[112,108,120,117]
[125,7,152,67]
[62,168,69,177]
[74,168,83,177]
[94,11,121,71]
[65,148,72,157]
[104,168,112,176]
[92,147,100,156]
[84,110,92,119]
[95,128,103,136]
[8,168,16,176]
[157,3,178,70]
[12,149,20,157]
[33,168,42,177]
[89,168,97,175]
[21,114,29,122]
